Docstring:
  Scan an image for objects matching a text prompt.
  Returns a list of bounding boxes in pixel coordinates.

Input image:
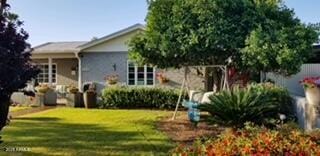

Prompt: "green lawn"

[0,108,173,156]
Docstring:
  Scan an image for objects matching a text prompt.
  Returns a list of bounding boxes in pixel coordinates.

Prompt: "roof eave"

[31,50,80,54]
[78,23,145,50]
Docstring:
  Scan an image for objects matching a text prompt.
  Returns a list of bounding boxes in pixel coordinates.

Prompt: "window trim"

[127,60,155,86]
[36,63,58,84]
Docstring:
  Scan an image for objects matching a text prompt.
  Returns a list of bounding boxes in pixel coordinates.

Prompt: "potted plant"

[66,85,83,107]
[104,74,119,85]
[35,84,50,94]
[300,77,320,129]
[83,82,97,108]
[83,89,96,108]
[156,72,169,84]
[301,77,320,103]
[67,85,79,94]
[34,84,57,106]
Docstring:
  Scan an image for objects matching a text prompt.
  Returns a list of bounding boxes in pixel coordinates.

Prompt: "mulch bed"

[157,112,225,144]
[9,106,55,118]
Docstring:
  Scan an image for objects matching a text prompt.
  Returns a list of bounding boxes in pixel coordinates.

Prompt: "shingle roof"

[79,23,145,50]
[32,23,145,54]
[32,41,88,53]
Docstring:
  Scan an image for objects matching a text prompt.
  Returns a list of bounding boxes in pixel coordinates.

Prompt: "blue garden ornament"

[182,100,200,126]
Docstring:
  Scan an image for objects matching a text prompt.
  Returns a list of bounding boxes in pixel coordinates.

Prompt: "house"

[266,45,320,96]
[31,24,204,93]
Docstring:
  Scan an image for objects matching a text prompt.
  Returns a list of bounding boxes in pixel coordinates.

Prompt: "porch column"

[77,57,82,91]
[48,57,53,85]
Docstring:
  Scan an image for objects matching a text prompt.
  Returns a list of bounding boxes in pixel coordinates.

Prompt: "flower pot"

[304,87,320,130]
[66,92,84,108]
[43,89,57,106]
[305,87,320,106]
[83,91,96,108]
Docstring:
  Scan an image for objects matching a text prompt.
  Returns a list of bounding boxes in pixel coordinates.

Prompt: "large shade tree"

[0,0,39,134]
[129,0,319,90]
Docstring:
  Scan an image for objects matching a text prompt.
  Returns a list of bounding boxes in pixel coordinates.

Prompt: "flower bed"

[171,123,320,155]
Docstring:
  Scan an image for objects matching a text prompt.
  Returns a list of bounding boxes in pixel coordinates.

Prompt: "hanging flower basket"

[156,72,169,84]
[104,74,119,85]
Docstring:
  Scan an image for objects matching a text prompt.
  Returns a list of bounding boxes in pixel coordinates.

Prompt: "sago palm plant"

[199,87,279,128]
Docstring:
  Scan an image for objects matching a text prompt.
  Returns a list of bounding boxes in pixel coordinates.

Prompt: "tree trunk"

[204,67,213,91]
[0,95,10,131]
[212,68,222,92]
[204,67,222,92]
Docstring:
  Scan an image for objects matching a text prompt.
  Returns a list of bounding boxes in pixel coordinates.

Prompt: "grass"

[9,106,31,112]
[0,108,173,156]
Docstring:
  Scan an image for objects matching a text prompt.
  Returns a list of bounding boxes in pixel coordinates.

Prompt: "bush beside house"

[100,87,182,109]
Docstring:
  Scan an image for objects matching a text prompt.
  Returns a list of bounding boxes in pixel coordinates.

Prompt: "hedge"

[100,87,182,109]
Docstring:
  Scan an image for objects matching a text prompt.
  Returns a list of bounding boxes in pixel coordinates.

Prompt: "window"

[36,64,57,84]
[128,61,155,86]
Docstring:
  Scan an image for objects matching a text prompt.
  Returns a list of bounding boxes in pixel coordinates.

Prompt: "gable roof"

[78,23,145,50]
[31,23,145,54]
[32,41,87,54]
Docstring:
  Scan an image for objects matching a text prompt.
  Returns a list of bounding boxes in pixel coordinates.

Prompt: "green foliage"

[100,87,181,109]
[199,87,276,127]
[242,24,319,75]
[250,83,294,119]
[129,0,319,75]
[172,123,320,155]
[199,83,294,127]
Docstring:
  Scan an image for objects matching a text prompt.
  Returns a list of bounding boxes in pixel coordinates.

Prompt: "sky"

[9,0,320,47]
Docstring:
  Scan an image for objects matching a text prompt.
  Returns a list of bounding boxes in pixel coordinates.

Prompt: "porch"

[30,41,86,90]
[32,57,79,87]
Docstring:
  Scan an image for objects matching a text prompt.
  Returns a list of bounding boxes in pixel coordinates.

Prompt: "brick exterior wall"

[81,52,128,92]
[80,52,205,93]
[155,68,205,90]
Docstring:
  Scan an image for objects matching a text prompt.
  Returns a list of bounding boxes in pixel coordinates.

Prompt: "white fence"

[266,64,320,96]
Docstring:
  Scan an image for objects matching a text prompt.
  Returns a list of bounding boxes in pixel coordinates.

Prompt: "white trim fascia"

[31,53,77,59]
[32,50,81,54]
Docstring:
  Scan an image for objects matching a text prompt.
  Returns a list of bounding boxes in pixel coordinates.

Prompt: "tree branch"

[0,0,7,15]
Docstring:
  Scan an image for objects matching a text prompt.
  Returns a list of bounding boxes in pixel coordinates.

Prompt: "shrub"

[199,87,278,127]
[250,83,295,120]
[100,87,181,109]
[199,83,294,127]
[171,123,320,155]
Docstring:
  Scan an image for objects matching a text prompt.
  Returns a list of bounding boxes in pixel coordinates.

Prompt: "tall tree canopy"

[129,0,319,86]
[0,0,39,133]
